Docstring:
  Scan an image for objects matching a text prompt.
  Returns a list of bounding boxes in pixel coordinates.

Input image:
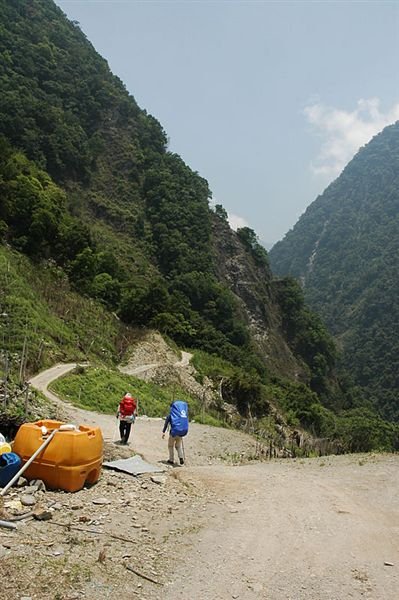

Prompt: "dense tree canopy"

[270,122,399,422]
[0,0,383,448]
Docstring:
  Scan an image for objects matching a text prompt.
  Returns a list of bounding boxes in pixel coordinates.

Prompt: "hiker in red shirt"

[116,393,137,445]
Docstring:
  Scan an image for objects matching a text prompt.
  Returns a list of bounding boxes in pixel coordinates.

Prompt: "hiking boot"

[167,460,174,465]
[179,458,184,465]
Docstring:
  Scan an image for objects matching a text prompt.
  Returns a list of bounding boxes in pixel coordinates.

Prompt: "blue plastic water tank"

[0,452,22,487]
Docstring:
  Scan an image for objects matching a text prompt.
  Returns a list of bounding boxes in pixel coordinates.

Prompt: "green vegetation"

[335,409,399,453]
[1,0,391,452]
[0,380,56,439]
[191,349,237,380]
[191,348,399,452]
[275,277,336,395]
[50,362,226,427]
[270,121,399,424]
[192,412,225,427]
[50,365,200,418]
[0,1,266,367]
[0,246,129,373]
[236,226,270,268]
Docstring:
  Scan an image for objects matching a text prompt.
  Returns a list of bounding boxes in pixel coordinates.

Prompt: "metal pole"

[0,424,77,497]
[3,351,8,408]
[0,429,57,496]
[19,327,28,384]
[0,520,17,530]
[24,384,29,418]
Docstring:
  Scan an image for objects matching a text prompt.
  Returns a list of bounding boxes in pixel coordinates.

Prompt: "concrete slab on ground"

[103,455,165,476]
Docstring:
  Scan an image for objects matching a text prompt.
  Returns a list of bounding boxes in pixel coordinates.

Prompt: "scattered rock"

[16,477,28,488]
[4,498,23,512]
[20,495,36,507]
[98,548,106,563]
[92,497,111,505]
[33,508,53,521]
[150,475,167,485]
[30,479,46,491]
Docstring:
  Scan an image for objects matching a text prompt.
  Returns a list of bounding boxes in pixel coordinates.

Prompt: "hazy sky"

[56,1,399,246]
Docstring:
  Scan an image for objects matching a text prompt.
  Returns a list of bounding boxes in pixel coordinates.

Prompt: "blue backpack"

[170,400,189,437]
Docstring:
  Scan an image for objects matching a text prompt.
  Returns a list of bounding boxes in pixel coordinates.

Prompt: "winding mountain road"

[28,364,399,600]
[118,349,193,376]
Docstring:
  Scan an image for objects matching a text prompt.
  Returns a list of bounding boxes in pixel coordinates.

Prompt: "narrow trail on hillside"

[28,362,256,468]
[29,364,399,600]
[118,349,193,376]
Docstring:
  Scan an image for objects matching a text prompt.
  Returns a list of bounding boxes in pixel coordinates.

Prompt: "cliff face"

[211,215,308,381]
[0,0,345,439]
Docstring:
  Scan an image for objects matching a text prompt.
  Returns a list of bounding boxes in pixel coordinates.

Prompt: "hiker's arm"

[116,401,122,419]
[162,415,171,436]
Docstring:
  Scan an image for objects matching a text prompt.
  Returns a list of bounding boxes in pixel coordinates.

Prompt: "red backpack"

[120,395,137,418]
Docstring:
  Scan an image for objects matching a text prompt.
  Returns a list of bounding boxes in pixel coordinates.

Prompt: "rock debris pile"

[0,442,214,600]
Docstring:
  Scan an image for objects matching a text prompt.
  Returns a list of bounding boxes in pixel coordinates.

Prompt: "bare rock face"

[211,215,308,382]
[116,218,310,417]
[118,221,310,411]
[119,331,178,372]
[221,402,240,426]
[119,331,216,406]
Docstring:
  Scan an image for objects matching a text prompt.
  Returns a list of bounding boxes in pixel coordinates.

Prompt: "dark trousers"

[119,421,132,444]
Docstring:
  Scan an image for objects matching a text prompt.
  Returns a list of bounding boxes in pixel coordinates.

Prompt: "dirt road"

[28,363,258,467]
[163,456,399,600]
[29,364,399,600]
[118,348,193,377]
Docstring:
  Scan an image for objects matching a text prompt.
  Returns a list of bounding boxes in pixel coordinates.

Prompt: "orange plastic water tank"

[13,420,103,492]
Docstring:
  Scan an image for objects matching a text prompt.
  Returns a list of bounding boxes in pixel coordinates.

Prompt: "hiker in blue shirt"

[162,401,188,465]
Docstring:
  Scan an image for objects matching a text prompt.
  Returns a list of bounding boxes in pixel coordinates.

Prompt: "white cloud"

[228,213,248,231]
[304,98,399,178]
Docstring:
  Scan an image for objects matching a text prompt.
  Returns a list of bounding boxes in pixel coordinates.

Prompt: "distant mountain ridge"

[270,121,399,422]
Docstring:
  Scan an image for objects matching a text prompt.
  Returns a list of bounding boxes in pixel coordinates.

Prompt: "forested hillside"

[270,122,399,423]
[0,0,397,450]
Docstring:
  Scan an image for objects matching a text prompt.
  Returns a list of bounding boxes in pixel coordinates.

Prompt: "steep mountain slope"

[4,0,395,449]
[270,122,399,421]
